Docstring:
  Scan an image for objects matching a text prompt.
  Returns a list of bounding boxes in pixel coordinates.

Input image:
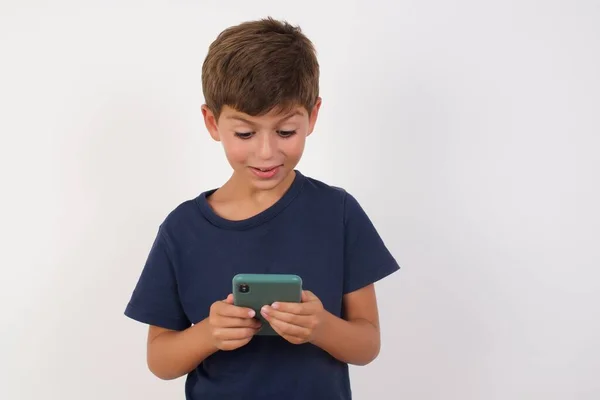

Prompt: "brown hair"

[202,17,320,121]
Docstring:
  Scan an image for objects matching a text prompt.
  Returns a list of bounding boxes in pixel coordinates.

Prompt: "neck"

[219,169,296,203]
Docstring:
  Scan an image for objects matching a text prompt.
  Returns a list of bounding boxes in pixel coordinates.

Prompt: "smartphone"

[232,273,303,336]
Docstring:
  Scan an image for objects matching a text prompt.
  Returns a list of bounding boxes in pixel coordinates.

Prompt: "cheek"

[282,135,306,159]
[221,138,248,165]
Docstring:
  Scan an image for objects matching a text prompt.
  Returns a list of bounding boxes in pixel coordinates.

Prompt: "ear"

[201,104,221,142]
[307,97,322,137]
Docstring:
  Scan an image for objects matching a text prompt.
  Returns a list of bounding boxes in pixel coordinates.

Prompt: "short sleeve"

[343,192,400,294]
[124,228,191,331]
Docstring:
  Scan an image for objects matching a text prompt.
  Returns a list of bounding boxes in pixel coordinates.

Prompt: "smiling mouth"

[252,166,281,172]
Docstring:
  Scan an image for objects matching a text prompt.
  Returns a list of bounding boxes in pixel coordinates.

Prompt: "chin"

[250,181,281,191]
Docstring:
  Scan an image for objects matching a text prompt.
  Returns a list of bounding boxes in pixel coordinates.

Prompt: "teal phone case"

[232,273,302,336]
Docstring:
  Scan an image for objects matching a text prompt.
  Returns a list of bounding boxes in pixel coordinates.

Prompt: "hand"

[260,290,327,345]
[208,294,261,351]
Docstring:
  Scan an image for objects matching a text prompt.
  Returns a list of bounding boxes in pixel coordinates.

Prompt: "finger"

[268,317,311,339]
[269,324,305,345]
[261,306,314,328]
[223,294,234,304]
[215,316,262,329]
[217,303,256,318]
[214,327,259,341]
[271,301,313,315]
[301,290,317,302]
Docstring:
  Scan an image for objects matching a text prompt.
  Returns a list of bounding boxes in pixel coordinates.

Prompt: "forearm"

[147,318,217,380]
[311,311,380,366]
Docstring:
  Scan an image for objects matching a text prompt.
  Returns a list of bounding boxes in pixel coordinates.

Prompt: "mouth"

[253,166,279,172]
[249,165,283,179]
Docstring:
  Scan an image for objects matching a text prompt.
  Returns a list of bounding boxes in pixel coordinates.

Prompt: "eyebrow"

[226,110,304,125]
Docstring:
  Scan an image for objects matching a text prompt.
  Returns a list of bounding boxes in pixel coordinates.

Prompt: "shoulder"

[300,173,362,219]
[163,197,201,225]
[301,173,349,204]
[153,194,206,243]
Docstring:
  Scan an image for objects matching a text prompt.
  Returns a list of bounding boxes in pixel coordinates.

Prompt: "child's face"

[202,99,321,191]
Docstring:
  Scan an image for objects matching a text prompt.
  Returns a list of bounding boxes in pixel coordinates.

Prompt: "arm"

[125,231,260,379]
[313,191,398,365]
[146,294,260,380]
[146,319,217,380]
[311,284,380,366]
[263,193,398,364]
[262,284,381,366]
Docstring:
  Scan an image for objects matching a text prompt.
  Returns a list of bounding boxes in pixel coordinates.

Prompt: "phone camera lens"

[239,284,249,293]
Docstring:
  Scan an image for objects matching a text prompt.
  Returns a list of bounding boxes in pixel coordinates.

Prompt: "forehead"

[220,105,307,126]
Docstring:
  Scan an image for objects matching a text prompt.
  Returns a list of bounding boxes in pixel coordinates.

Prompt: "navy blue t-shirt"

[124,171,400,400]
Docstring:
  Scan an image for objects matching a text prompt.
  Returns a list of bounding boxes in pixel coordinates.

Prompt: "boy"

[124,17,400,400]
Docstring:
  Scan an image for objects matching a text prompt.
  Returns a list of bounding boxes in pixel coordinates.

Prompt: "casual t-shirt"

[124,170,400,400]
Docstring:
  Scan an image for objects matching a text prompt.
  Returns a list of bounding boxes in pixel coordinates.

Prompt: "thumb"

[302,290,317,302]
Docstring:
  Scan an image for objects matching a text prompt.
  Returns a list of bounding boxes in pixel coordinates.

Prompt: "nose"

[256,132,276,160]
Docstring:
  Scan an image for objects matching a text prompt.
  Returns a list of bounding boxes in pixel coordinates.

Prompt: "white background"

[1,1,599,399]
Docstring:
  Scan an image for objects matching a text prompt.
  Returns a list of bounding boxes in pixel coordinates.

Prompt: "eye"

[234,132,254,139]
[277,130,297,138]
